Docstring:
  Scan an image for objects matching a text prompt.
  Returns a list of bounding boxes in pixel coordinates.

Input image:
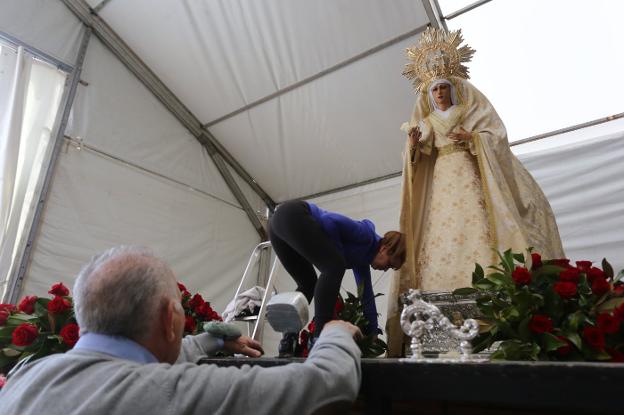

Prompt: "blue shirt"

[307,202,381,333]
[74,332,158,364]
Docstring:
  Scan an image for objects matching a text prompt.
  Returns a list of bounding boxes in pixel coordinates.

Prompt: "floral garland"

[0,281,223,387]
[454,250,624,361]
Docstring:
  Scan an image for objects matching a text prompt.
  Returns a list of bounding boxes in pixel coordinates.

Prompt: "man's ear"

[163,299,176,342]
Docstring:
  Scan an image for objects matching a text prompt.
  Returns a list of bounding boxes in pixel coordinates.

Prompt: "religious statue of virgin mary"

[385,28,565,357]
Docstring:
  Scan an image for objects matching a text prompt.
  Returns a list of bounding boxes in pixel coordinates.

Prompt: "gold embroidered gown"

[415,105,492,291]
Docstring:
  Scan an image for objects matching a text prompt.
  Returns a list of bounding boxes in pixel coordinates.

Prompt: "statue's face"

[431,82,452,108]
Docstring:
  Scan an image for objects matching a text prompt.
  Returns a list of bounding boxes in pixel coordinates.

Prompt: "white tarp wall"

[0,0,260,313]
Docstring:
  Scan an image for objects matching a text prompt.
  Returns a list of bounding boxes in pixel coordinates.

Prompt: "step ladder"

[230,241,281,340]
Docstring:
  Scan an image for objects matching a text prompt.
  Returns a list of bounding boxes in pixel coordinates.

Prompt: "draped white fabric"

[0,46,30,287]
[0,46,65,298]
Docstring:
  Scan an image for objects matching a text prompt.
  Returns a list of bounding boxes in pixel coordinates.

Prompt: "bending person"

[269,200,406,357]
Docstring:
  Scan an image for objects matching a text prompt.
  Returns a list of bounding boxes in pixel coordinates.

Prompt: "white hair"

[73,246,178,340]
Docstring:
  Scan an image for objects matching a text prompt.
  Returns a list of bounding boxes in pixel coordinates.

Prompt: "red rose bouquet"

[177,282,223,335]
[454,250,624,362]
[0,282,78,376]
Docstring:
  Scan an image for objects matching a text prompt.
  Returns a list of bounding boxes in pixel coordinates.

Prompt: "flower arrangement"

[454,250,624,362]
[295,288,388,358]
[177,282,223,334]
[0,283,78,376]
[0,281,222,380]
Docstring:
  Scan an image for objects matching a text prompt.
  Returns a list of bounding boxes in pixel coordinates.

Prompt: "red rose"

[528,315,553,334]
[184,315,197,333]
[586,267,606,283]
[512,267,531,285]
[334,297,344,317]
[18,295,38,314]
[196,302,219,320]
[531,253,542,269]
[12,323,39,346]
[554,281,577,299]
[189,293,205,311]
[551,258,572,268]
[592,278,610,296]
[177,282,187,292]
[559,268,580,283]
[181,290,191,302]
[555,336,572,356]
[299,330,310,358]
[48,282,69,297]
[59,323,80,347]
[575,261,592,271]
[0,303,16,313]
[583,326,605,350]
[613,284,624,296]
[307,320,316,335]
[597,313,620,334]
[614,304,624,321]
[0,374,6,389]
[0,310,9,326]
[47,296,72,314]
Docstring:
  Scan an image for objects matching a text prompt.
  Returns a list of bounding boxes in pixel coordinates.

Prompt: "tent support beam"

[204,23,430,128]
[3,28,92,304]
[422,0,447,31]
[60,0,276,228]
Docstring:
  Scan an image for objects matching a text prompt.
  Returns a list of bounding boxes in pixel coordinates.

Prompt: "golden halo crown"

[402,27,475,93]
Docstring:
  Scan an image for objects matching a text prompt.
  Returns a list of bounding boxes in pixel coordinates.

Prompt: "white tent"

[1,0,623,353]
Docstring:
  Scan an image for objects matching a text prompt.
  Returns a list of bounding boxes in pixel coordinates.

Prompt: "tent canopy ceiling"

[84,0,433,202]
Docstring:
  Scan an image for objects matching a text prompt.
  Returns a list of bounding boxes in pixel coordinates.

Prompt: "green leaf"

[513,253,525,264]
[472,264,485,284]
[564,332,582,350]
[542,332,566,352]
[517,316,531,342]
[487,272,511,287]
[565,311,583,331]
[602,258,614,280]
[452,287,477,296]
[474,280,495,290]
[7,313,38,323]
[597,297,624,313]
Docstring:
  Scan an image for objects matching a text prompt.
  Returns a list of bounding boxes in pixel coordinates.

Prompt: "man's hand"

[224,335,264,357]
[323,320,363,341]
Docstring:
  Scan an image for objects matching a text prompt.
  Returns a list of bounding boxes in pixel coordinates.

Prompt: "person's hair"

[73,245,177,340]
[380,231,407,269]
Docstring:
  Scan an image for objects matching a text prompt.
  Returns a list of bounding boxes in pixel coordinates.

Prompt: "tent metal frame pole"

[444,0,494,21]
[0,29,73,73]
[3,28,92,304]
[422,0,448,30]
[204,24,430,128]
[60,0,274,235]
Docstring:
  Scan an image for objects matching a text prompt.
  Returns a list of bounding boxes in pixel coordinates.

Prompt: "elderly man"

[0,246,362,414]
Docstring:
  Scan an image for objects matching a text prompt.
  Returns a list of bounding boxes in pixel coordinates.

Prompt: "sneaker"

[278,332,298,358]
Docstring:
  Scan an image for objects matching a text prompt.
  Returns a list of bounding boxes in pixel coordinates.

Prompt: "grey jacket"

[0,325,361,414]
